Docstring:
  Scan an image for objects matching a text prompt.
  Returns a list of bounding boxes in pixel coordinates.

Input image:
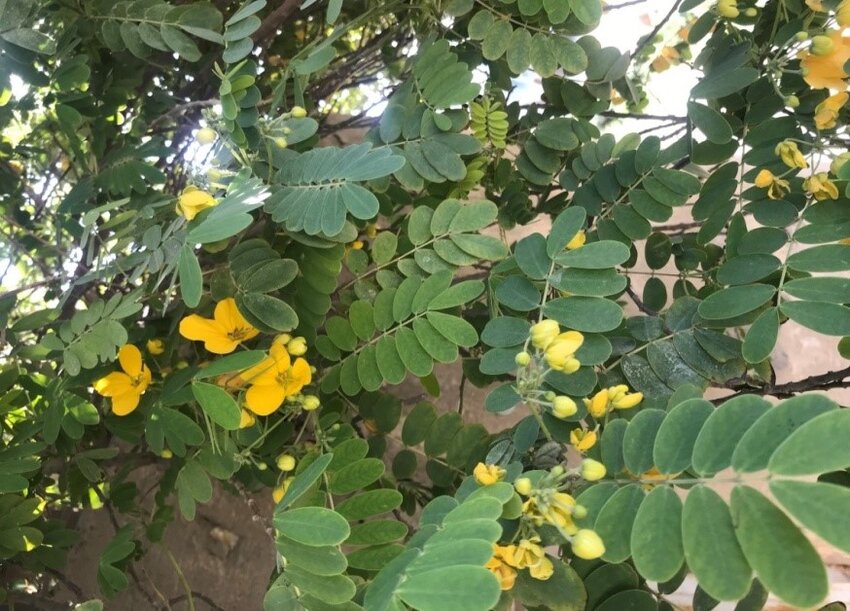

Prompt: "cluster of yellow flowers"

[756,139,842,202]
[486,538,554,590]
[525,319,584,373]
[473,462,608,588]
[95,298,318,423]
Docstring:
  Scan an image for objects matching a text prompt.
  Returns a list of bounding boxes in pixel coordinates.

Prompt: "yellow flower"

[505,538,555,581]
[473,462,506,486]
[544,331,583,373]
[581,459,607,482]
[529,319,560,350]
[801,31,850,90]
[565,230,586,250]
[486,545,517,591]
[366,223,378,239]
[552,395,577,419]
[754,169,790,200]
[93,345,152,416]
[241,343,312,416]
[584,388,610,418]
[176,186,217,221]
[146,338,165,355]
[179,298,260,355]
[570,428,597,453]
[571,529,606,560]
[775,141,808,169]
[239,409,256,428]
[804,172,840,200]
[717,0,738,18]
[814,92,849,129]
[524,491,580,534]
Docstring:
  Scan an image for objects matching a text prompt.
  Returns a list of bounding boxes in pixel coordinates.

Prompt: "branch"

[601,111,687,122]
[632,0,685,60]
[625,283,657,316]
[252,0,301,44]
[723,365,850,399]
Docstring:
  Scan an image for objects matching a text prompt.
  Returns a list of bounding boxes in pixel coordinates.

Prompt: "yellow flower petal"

[118,344,143,377]
[245,384,288,416]
[284,357,312,394]
[111,391,141,416]
[94,372,133,397]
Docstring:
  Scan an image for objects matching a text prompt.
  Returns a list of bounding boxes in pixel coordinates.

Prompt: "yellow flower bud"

[552,396,577,419]
[571,529,606,560]
[291,106,308,118]
[811,35,835,55]
[514,477,533,496]
[272,477,293,504]
[744,7,757,16]
[544,331,584,372]
[529,319,560,350]
[239,409,256,429]
[274,137,288,148]
[160,449,173,459]
[612,391,643,410]
[580,459,607,482]
[795,31,809,41]
[196,127,217,144]
[716,0,739,18]
[286,336,308,356]
[515,351,531,367]
[775,140,808,169]
[302,395,320,411]
[473,462,506,486]
[572,504,588,519]
[786,95,800,108]
[276,454,296,471]
[146,339,165,355]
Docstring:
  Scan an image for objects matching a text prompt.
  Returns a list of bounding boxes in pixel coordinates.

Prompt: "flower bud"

[147,339,165,355]
[514,477,533,496]
[276,454,296,471]
[160,449,173,459]
[530,319,560,350]
[550,465,565,477]
[552,396,577,419]
[786,95,800,108]
[795,31,809,42]
[287,336,308,356]
[572,504,588,519]
[811,35,835,56]
[196,127,217,144]
[572,529,606,560]
[291,106,308,118]
[274,137,288,148]
[515,351,531,367]
[580,459,607,482]
[302,395,320,411]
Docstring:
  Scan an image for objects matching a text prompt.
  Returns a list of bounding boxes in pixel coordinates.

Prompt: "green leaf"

[742,307,779,364]
[191,382,241,430]
[543,297,623,332]
[481,19,512,61]
[279,453,334,509]
[276,534,347,576]
[347,520,408,546]
[780,301,850,336]
[697,284,775,320]
[770,480,850,555]
[768,409,850,475]
[622,409,666,475]
[402,402,438,445]
[178,245,203,307]
[236,293,298,332]
[782,277,850,303]
[547,207,587,257]
[569,0,602,25]
[194,351,266,379]
[691,67,758,99]
[329,458,385,495]
[692,395,770,477]
[594,484,645,563]
[652,398,713,474]
[595,590,657,611]
[240,259,298,293]
[506,27,532,73]
[274,507,350,547]
[515,233,550,279]
[397,566,500,611]
[716,254,781,285]
[336,489,403,520]
[426,312,478,348]
[787,244,850,272]
[481,317,531,348]
[687,101,732,144]
[555,241,630,269]
[428,280,485,310]
[731,486,827,608]
[732,394,837,473]
[682,486,752,601]
[513,560,587,611]
[631,486,684,582]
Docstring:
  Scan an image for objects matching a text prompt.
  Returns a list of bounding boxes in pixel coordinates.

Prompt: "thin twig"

[723,366,850,399]
[632,0,685,60]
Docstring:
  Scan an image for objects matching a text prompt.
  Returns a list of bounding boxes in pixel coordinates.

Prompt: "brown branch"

[625,283,658,316]
[252,0,301,44]
[165,592,227,611]
[632,0,685,60]
[723,365,850,399]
